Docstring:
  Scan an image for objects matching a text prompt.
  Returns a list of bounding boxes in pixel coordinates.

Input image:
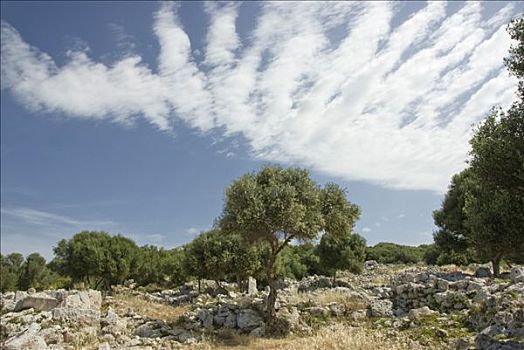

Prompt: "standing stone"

[248,277,257,295]
[510,267,524,283]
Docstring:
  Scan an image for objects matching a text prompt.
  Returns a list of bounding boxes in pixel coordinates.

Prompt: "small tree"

[318,233,366,282]
[0,253,24,292]
[19,253,49,290]
[183,230,261,290]
[432,169,478,266]
[51,231,139,289]
[219,165,360,323]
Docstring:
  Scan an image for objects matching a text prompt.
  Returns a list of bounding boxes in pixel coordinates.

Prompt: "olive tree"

[318,232,366,282]
[219,165,360,322]
[183,229,261,291]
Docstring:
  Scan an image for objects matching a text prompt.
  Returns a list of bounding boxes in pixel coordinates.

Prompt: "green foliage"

[432,16,524,275]
[431,170,478,266]
[366,242,429,264]
[504,16,524,98]
[275,245,308,280]
[318,233,366,279]
[51,231,140,289]
[102,234,140,288]
[183,229,262,285]
[0,253,24,292]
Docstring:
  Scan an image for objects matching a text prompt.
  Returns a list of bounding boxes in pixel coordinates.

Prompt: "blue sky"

[1,1,521,259]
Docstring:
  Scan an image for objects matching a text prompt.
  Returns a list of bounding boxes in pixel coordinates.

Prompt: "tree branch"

[275,234,295,255]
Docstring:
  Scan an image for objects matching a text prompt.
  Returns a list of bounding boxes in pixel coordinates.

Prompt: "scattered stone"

[3,323,48,350]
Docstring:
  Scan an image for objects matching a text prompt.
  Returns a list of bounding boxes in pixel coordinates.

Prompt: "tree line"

[1,231,440,295]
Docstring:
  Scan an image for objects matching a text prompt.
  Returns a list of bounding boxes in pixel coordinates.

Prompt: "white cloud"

[1,2,520,192]
[1,206,113,228]
[1,206,116,258]
[185,227,200,237]
[362,227,372,233]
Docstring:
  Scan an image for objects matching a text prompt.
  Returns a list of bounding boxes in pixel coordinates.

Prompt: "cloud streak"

[1,2,520,191]
[1,207,114,229]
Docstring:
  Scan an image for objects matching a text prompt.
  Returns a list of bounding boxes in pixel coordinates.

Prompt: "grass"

[191,323,418,350]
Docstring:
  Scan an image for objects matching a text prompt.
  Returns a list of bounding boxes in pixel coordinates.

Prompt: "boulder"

[169,328,195,343]
[52,307,100,325]
[365,260,379,269]
[306,306,329,318]
[62,290,102,310]
[197,309,213,329]
[236,309,264,331]
[475,267,492,278]
[4,323,48,350]
[368,299,393,317]
[101,307,127,336]
[135,320,170,338]
[475,334,524,350]
[408,306,437,321]
[510,267,524,284]
[249,326,266,337]
[14,293,60,312]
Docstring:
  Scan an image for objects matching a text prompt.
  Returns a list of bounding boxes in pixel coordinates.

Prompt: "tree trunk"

[198,279,201,293]
[492,255,501,277]
[265,252,277,324]
[332,270,336,285]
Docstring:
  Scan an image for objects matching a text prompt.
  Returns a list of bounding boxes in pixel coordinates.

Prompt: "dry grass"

[109,294,190,323]
[368,274,390,286]
[192,323,419,350]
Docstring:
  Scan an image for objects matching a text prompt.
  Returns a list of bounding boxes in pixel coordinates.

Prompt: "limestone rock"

[368,299,393,317]
[135,320,170,338]
[4,323,48,350]
[408,306,437,321]
[248,276,257,295]
[306,306,329,318]
[510,267,524,284]
[62,290,102,310]
[15,293,60,312]
[236,309,264,331]
[52,307,100,325]
[475,267,492,278]
[475,334,524,350]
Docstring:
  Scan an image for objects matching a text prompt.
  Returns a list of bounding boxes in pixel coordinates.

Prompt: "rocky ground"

[1,263,523,350]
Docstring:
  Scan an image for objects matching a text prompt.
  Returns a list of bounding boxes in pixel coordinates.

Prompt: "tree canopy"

[219,165,360,322]
[432,16,524,275]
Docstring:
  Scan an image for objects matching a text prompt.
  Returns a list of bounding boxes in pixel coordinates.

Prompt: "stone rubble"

[1,263,522,349]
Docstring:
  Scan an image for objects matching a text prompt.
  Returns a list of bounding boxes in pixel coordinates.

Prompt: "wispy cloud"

[1,206,117,258]
[1,207,114,228]
[1,2,520,192]
[362,227,372,233]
